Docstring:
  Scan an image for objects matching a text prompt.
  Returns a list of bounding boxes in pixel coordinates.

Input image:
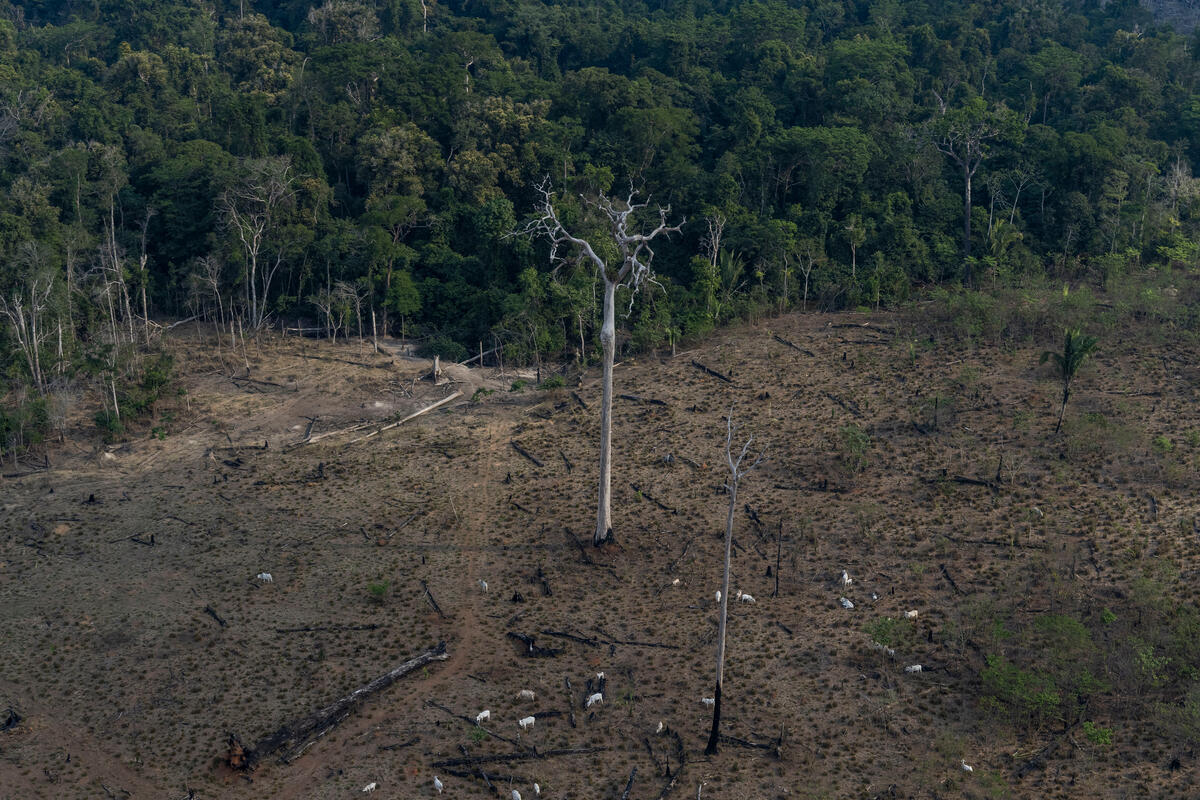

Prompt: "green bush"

[93,409,124,441]
[0,395,51,457]
[838,424,871,473]
[863,616,916,650]
[538,374,565,390]
[1082,720,1113,746]
[418,336,468,363]
[981,654,1061,730]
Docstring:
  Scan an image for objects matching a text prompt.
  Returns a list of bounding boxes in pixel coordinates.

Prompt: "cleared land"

[2,305,1198,799]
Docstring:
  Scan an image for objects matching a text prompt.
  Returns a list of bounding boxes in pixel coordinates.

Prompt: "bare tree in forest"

[706,409,765,755]
[928,96,1020,282]
[524,180,682,546]
[221,156,296,329]
[334,280,368,351]
[0,272,55,394]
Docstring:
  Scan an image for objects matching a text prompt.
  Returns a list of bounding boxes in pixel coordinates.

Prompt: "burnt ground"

[1,309,1198,799]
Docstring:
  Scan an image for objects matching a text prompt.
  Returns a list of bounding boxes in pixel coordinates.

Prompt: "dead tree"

[523,179,682,546]
[0,272,54,394]
[706,409,765,755]
[220,156,296,329]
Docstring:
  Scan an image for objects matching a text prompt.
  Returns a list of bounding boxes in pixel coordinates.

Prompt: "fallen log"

[275,624,380,634]
[938,534,1046,550]
[938,473,999,491]
[507,631,563,658]
[230,372,285,388]
[939,563,963,595]
[691,360,733,383]
[1017,722,1080,778]
[772,334,815,356]
[666,536,695,574]
[825,392,863,418]
[826,322,895,335]
[426,700,530,752]
[718,733,777,753]
[564,527,594,565]
[631,483,677,513]
[227,641,447,770]
[511,441,544,467]
[287,419,377,449]
[621,766,637,800]
[540,629,601,647]
[593,626,681,650]
[432,746,607,769]
[441,767,534,789]
[570,390,589,410]
[772,482,848,495]
[378,736,419,751]
[619,394,668,406]
[347,391,464,444]
[421,580,446,617]
[564,676,577,728]
[212,441,270,453]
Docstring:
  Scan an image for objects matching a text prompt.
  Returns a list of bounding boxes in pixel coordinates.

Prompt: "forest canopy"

[1,0,1199,447]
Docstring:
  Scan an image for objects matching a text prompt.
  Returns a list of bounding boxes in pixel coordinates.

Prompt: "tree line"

[1,0,1199,451]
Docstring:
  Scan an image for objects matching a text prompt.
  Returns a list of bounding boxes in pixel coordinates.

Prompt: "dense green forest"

[1,0,1199,450]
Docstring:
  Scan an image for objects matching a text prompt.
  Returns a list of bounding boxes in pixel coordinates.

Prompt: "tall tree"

[525,181,682,546]
[706,409,764,755]
[928,96,1022,281]
[220,156,296,329]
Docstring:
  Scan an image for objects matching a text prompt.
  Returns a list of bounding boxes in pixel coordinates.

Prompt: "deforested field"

[2,303,1199,800]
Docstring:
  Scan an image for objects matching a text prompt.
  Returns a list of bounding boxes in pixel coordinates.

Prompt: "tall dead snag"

[0,272,55,394]
[220,156,296,330]
[706,410,764,756]
[523,180,682,546]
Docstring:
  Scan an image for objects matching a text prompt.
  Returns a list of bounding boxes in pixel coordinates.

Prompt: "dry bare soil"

[2,309,1198,800]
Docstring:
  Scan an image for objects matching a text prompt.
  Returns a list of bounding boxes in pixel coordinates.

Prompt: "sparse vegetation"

[1,302,1198,798]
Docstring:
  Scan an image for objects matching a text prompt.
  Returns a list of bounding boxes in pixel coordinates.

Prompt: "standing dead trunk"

[524,181,682,550]
[1054,384,1069,435]
[705,460,738,755]
[705,411,764,755]
[596,278,617,545]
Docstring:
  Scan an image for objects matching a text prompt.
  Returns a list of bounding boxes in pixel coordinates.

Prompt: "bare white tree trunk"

[706,411,764,755]
[523,180,682,548]
[222,157,295,329]
[0,275,54,394]
[596,277,617,544]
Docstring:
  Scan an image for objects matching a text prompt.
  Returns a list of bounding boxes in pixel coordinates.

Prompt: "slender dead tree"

[524,179,682,546]
[706,409,765,755]
[220,156,296,329]
[0,272,55,394]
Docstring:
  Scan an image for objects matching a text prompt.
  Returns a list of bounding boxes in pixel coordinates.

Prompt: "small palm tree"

[1041,328,1098,434]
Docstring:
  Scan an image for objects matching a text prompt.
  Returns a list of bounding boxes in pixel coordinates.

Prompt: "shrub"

[366,580,389,603]
[0,395,51,457]
[418,336,468,363]
[838,424,871,473]
[1082,720,1113,746]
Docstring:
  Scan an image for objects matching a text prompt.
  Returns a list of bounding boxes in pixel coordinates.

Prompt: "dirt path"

[422,416,503,691]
